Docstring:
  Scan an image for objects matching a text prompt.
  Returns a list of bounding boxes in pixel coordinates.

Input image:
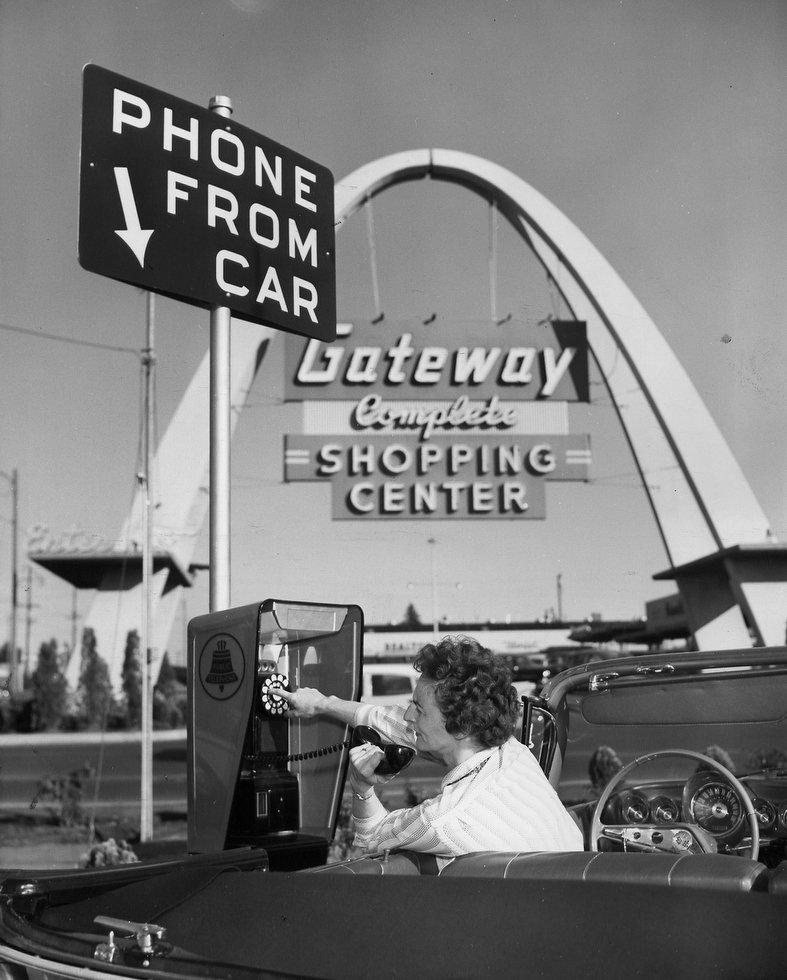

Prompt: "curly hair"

[413,635,520,748]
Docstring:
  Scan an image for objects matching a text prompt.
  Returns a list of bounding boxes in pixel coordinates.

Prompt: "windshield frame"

[528,646,787,801]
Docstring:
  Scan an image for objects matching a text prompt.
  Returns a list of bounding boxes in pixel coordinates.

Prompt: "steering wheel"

[589,749,759,861]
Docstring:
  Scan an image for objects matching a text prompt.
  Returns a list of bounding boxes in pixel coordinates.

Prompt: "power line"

[0,320,140,356]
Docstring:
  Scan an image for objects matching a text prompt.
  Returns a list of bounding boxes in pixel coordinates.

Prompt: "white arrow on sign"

[113,167,154,268]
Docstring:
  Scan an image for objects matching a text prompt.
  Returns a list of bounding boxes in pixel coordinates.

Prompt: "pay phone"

[187,599,363,867]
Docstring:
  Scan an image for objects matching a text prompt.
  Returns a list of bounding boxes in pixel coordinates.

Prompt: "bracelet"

[353,789,375,802]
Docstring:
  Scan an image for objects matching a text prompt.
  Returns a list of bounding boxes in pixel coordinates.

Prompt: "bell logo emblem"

[199,633,245,700]
[204,640,239,692]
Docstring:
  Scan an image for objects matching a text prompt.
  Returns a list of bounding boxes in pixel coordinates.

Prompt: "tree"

[156,650,176,693]
[153,652,186,728]
[121,629,142,728]
[402,603,422,628]
[76,627,116,730]
[31,639,68,730]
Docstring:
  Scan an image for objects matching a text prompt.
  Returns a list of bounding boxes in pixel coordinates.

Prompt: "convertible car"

[0,598,785,979]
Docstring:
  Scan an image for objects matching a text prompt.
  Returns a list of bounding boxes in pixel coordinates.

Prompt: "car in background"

[498,645,635,697]
[495,650,550,696]
[365,654,545,705]
[361,662,418,706]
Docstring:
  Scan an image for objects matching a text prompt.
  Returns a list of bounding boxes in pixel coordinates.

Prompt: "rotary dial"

[260,673,288,715]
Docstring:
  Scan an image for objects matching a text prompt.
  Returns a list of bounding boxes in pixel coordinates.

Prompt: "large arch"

[335,149,784,650]
[64,149,785,688]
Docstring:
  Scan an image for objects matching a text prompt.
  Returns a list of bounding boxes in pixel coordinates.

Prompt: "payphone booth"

[187,599,363,869]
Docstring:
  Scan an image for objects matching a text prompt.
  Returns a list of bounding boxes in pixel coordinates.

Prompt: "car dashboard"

[598,771,787,865]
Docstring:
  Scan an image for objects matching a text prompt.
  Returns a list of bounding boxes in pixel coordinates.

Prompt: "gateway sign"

[284,320,587,401]
[283,320,592,520]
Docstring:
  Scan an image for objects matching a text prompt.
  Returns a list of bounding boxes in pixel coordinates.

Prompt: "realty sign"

[79,64,336,341]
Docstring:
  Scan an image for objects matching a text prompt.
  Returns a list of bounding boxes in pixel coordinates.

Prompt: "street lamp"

[428,537,437,639]
[556,572,564,622]
[408,538,462,639]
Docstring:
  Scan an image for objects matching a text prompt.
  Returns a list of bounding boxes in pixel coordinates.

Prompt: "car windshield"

[537,651,787,805]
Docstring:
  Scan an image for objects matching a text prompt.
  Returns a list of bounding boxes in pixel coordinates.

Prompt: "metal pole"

[9,469,19,696]
[24,565,32,679]
[71,588,77,659]
[140,291,155,842]
[429,537,438,640]
[208,95,233,613]
[556,572,564,622]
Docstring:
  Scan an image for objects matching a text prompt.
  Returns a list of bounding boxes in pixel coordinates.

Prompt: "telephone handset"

[352,724,416,776]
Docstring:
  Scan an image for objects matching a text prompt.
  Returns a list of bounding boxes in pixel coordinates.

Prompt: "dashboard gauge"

[752,798,776,831]
[617,790,650,824]
[650,795,680,824]
[689,781,744,838]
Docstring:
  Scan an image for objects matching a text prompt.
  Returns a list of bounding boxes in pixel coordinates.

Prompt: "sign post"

[207,95,233,614]
[140,293,155,842]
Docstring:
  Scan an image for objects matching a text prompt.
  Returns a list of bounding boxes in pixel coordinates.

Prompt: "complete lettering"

[353,394,517,440]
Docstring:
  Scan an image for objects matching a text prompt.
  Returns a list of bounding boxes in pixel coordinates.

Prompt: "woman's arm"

[277,686,362,727]
[278,688,414,747]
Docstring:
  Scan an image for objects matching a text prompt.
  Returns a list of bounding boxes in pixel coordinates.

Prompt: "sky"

[1,0,786,666]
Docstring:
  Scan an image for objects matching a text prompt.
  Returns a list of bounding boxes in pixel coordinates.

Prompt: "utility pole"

[2,469,19,695]
[24,565,40,680]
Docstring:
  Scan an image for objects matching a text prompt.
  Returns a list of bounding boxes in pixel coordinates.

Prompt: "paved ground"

[0,842,89,871]
[0,811,189,873]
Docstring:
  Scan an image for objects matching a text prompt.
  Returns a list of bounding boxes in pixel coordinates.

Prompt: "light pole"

[408,538,462,639]
[23,564,43,680]
[556,572,564,622]
[428,537,437,639]
[1,469,19,695]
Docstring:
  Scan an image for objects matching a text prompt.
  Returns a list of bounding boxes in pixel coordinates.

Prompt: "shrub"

[81,838,139,867]
[31,764,94,827]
